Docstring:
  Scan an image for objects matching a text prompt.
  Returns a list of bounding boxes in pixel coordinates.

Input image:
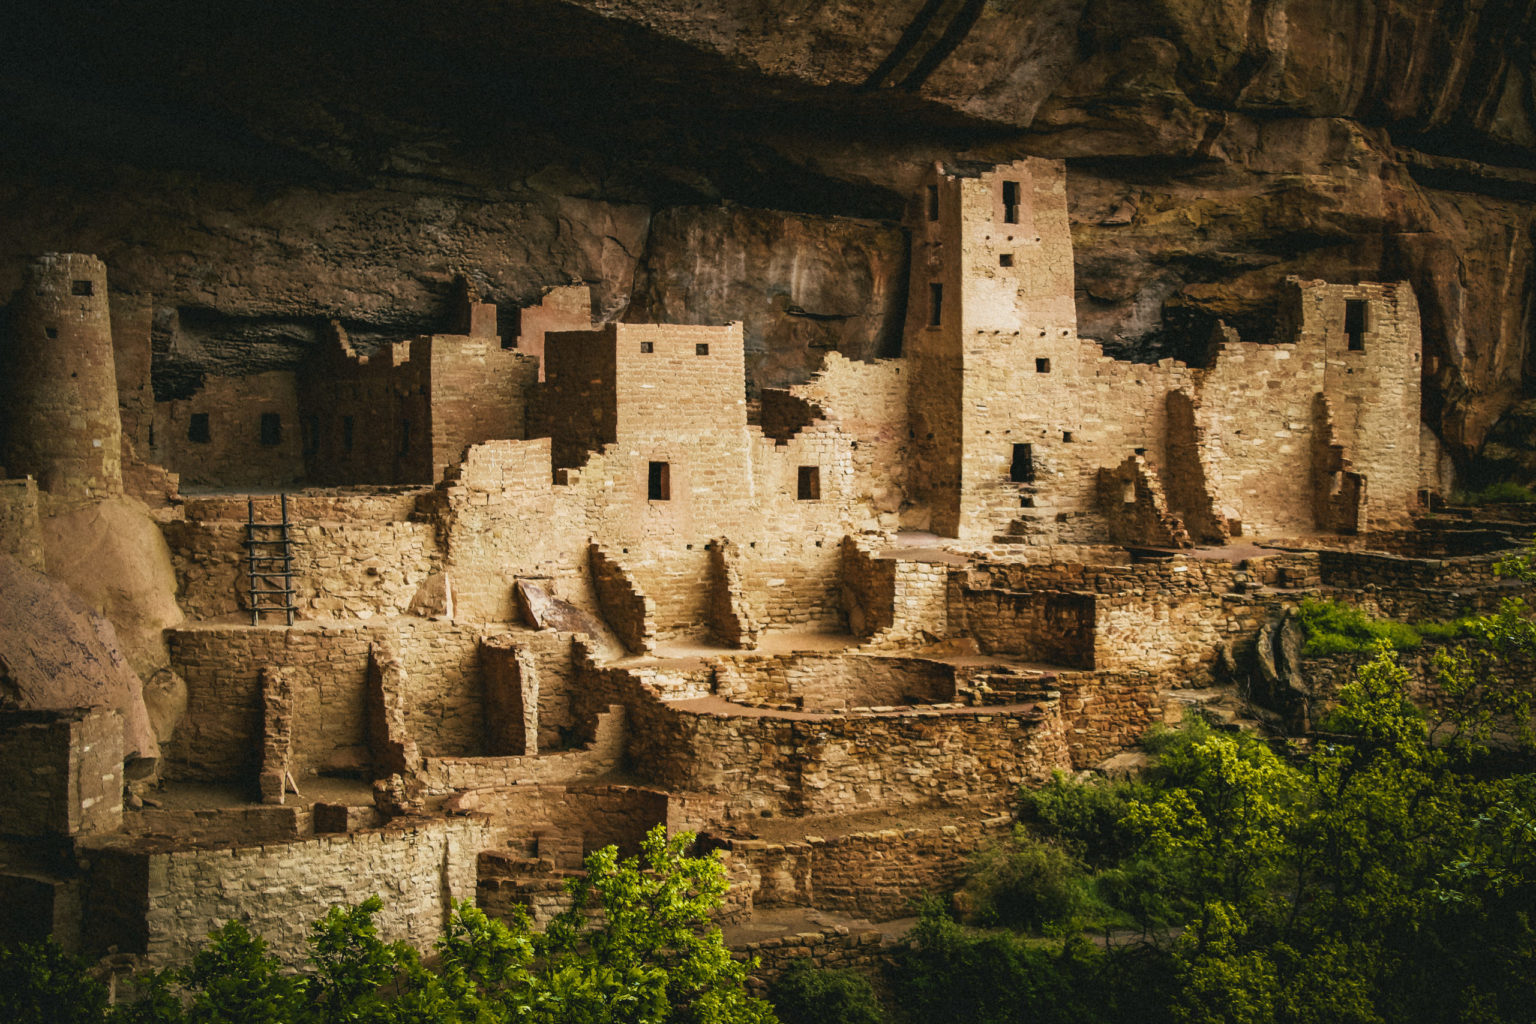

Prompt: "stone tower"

[1,253,123,501]
[904,158,1083,541]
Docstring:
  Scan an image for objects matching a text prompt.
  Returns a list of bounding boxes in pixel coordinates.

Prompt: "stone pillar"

[258,666,294,804]
[1,254,123,501]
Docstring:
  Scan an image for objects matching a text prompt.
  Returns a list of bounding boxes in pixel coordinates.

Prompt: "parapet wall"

[621,695,1071,819]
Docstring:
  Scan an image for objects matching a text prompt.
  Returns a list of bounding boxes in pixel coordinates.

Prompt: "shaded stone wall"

[0,707,122,837]
[1,253,122,501]
[720,817,1009,921]
[0,477,46,570]
[154,371,305,489]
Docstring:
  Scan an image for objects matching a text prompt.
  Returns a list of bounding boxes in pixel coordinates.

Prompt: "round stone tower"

[1,253,123,501]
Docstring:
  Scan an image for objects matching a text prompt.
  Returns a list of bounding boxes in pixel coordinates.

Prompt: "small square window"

[71,279,93,296]
[695,343,709,356]
[44,327,57,339]
[1036,358,1051,373]
[640,341,654,353]
[797,466,821,500]
[259,412,282,446]
[999,253,1014,267]
[648,461,671,501]
[1063,431,1073,443]
[188,413,211,444]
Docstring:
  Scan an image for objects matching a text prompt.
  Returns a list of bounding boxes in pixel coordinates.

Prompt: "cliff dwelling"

[1,2,1534,1016]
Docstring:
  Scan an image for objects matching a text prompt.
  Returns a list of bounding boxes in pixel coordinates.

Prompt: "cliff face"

[1,0,1531,468]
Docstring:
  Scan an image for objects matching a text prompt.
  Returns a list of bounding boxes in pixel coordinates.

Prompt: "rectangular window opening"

[259,412,282,447]
[1036,357,1051,373]
[695,343,709,356]
[648,461,671,501]
[71,279,93,296]
[926,185,940,222]
[303,415,319,455]
[188,412,211,444]
[797,465,821,501]
[1063,431,1074,443]
[342,416,355,454]
[1010,443,1035,484]
[999,253,1014,267]
[928,283,943,327]
[1002,181,1021,224]
[640,341,654,353]
[1345,299,1368,351]
[44,327,57,339]
[399,419,411,455]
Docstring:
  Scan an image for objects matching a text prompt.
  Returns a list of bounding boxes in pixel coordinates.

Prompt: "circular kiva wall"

[712,653,957,712]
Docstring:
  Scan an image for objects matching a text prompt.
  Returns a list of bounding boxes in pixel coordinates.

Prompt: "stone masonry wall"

[720,817,1009,921]
[0,708,123,837]
[711,653,958,712]
[0,477,46,570]
[621,691,1071,820]
[86,818,488,965]
[165,517,440,622]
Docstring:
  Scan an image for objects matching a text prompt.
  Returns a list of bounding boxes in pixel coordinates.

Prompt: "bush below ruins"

[1,827,776,1024]
[909,627,1536,1024]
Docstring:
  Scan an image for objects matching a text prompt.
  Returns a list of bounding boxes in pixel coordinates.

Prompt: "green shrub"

[1295,598,1421,655]
[960,829,1096,932]
[767,959,881,1024]
[1019,772,1147,867]
[0,940,109,1024]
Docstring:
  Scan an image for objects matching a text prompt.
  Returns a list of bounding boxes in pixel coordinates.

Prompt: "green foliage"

[8,826,775,1024]
[1019,772,1149,867]
[1450,481,1536,505]
[1295,598,1423,655]
[899,599,1536,1024]
[766,960,881,1024]
[0,939,110,1024]
[958,828,1097,932]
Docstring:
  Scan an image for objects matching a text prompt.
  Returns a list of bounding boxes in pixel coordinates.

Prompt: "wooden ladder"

[245,494,297,626]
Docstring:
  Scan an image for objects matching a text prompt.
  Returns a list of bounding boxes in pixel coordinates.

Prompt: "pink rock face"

[0,555,158,762]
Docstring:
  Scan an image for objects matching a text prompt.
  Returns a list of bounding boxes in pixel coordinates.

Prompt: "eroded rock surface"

[0,0,1532,467]
[0,554,158,761]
